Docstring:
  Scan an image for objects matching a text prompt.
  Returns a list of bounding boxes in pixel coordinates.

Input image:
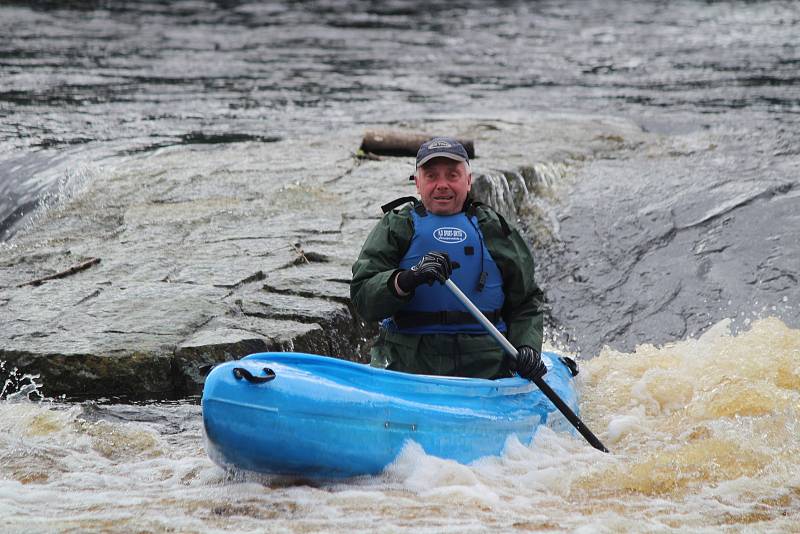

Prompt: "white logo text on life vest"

[433,227,467,244]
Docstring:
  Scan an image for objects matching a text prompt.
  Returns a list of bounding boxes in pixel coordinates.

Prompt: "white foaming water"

[1,317,799,533]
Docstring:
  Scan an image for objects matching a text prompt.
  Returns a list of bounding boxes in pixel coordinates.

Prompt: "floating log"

[360,130,475,159]
[17,257,101,287]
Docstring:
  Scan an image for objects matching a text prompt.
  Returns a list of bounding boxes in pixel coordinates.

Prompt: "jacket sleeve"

[350,209,414,322]
[479,208,545,352]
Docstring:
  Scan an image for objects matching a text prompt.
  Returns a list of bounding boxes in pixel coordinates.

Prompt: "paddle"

[443,278,610,453]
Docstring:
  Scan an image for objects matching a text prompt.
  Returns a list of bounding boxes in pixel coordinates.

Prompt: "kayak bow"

[202,351,579,478]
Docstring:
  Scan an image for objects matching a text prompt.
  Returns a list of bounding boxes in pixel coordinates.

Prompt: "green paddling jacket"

[350,198,545,379]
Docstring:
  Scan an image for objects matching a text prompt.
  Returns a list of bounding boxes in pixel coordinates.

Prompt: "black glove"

[395,252,456,293]
[512,346,547,381]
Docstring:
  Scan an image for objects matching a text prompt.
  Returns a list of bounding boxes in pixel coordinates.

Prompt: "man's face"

[415,158,472,215]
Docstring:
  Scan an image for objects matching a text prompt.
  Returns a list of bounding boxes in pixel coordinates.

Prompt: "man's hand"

[512,346,547,381]
[396,252,456,293]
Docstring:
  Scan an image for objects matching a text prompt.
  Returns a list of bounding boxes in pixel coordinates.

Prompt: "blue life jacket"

[383,204,506,334]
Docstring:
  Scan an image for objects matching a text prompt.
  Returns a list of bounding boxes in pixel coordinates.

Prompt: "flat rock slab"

[0,132,374,398]
[235,291,349,324]
[262,264,353,303]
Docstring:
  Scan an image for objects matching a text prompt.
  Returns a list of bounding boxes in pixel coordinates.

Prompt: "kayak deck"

[202,351,579,477]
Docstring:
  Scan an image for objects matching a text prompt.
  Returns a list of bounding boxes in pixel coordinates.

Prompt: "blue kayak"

[202,351,579,478]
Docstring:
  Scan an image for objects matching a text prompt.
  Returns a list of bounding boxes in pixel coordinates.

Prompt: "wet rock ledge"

[0,116,646,399]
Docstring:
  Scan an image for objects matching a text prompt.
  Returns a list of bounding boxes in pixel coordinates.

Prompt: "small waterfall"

[472,161,572,245]
[470,172,518,222]
[519,161,571,193]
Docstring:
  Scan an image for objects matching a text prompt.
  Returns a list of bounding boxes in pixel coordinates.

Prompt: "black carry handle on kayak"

[443,279,610,453]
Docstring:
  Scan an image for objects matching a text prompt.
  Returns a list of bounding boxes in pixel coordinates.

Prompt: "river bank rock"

[0,115,647,399]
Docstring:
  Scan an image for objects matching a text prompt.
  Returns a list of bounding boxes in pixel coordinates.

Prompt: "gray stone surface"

[173,317,329,393]
[0,116,648,398]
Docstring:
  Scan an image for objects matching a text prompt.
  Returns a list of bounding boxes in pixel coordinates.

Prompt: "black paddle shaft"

[532,376,609,453]
[443,279,610,453]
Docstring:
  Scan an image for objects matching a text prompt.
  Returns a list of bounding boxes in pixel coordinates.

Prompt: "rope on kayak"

[233,367,276,384]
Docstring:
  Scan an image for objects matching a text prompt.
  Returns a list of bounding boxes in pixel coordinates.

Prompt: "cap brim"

[416,152,468,168]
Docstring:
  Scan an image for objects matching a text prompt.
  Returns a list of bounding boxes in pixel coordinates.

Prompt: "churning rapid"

[2,318,798,531]
[1,0,799,532]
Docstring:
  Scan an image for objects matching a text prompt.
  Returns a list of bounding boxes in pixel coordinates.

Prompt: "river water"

[2,1,799,532]
[3,319,799,532]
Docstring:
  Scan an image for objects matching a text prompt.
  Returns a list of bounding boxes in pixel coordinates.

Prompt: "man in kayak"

[350,137,547,381]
